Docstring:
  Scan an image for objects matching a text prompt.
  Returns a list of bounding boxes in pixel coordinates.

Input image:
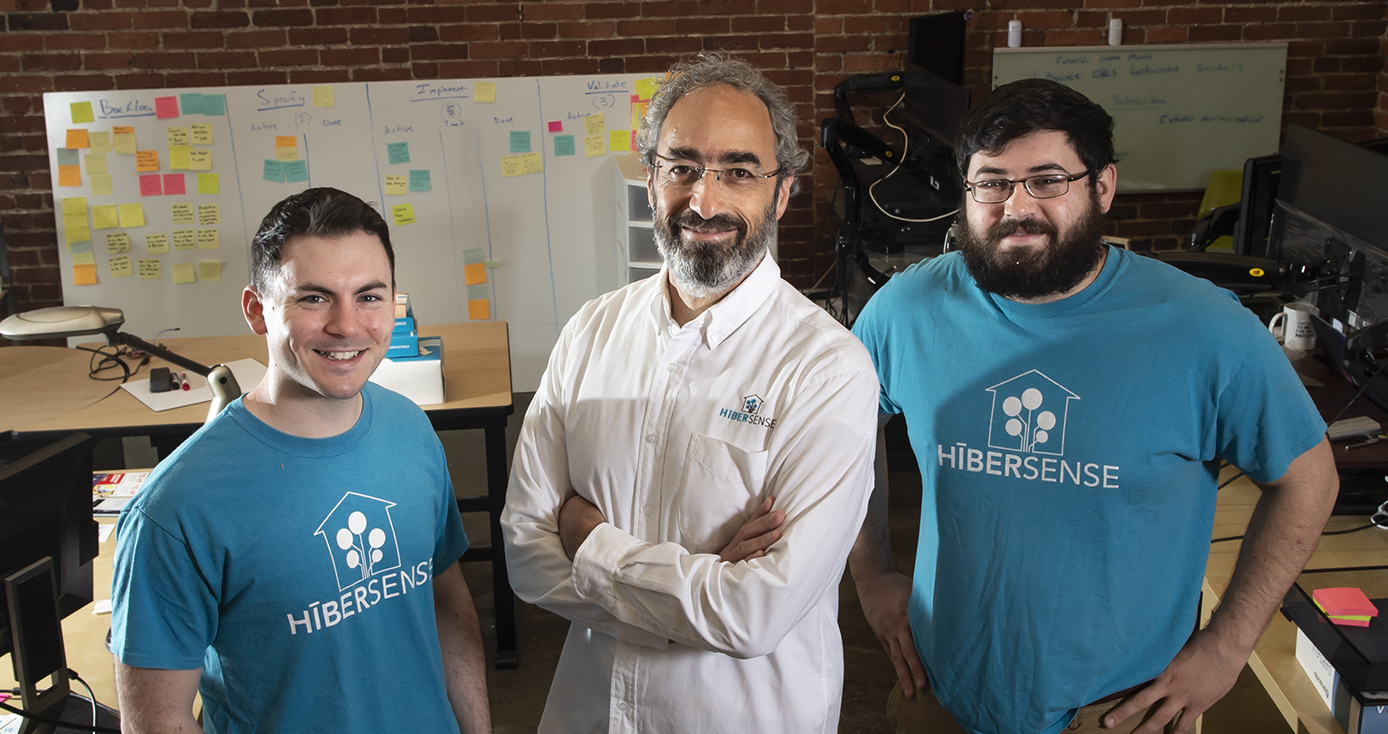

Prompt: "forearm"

[434,565,492,734]
[849,424,894,582]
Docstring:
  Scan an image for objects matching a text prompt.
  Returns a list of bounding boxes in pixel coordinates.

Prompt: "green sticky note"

[180,93,204,116]
[554,135,575,156]
[387,141,410,164]
[408,169,430,192]
[285,160,308,183]
[197,173,219,194]
[56,148,80,166]
[201,94,226,116]
[509,130,531,154]
[71,101,95,124]
[263,159,285,182]
[467,284,490,300]
[462,248,485,265]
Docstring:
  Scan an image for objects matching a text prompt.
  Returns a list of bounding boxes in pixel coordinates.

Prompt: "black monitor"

[0,432,97,660]
[1231,153,1280,258]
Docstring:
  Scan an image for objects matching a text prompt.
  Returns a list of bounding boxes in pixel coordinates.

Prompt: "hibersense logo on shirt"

[719,393,777,429]
[283,491,436,635]
[936,370,1121,488]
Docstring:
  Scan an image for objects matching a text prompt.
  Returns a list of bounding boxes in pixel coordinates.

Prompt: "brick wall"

[2,0,1385,318]
[1379,2,1388,134]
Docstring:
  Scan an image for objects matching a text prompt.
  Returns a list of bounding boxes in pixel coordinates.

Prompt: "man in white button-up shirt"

[502,53,880,733]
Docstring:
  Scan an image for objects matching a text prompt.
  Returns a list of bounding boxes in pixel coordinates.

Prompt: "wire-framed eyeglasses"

[963,171,1091,204]
[652,152,782,190]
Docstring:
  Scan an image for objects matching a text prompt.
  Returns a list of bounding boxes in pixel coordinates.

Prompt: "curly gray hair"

[636,52,809,196]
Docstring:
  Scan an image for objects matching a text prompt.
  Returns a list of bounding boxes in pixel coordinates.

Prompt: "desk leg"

[485,424,518,669]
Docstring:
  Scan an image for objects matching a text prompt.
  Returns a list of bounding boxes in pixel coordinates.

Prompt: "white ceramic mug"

[1269,302,1317,351]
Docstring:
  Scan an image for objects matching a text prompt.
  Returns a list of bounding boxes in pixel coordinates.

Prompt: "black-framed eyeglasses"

[652,152,782,190]
[963,171,1091,204]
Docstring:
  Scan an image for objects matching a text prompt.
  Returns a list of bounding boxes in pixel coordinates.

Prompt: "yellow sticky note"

[635,77,659,101]
[90,174,113,196]
[384,175,407,196]
[198,261,222,281]
[167,126,190,147]
[197,174,219,194]
[61,197,88,216]
[172,262,196,284]
[106,232,130,254]
[88,131,111,154]
[109,255,133,278]
[171,203,194,224]
[65,222,91,247]
[112,127,137,155]
[169,146,192,170]
[197,204,220,225]
[58,165,81,187]
[584,114,605,136]
[71,251,96,265]
[118,203,146,228]
[197,229,220,249]
[468,299,490,320]
[84,153,107,176]
[62,211,87,231]
[73,263,98,286]
[391,203,415,226]
[135,150,159,172]
[191,124,213,145]
[92,205,119,230]
[275,136,297,148]
[584,134,606,158]
[138,258,161,279]
[608,130,629,152]
[276,146,298,162]
[66,129,90,149]
[474,81,496,103]
[500,151,543,178]
[71,101,94,124]
[464,262,486,285]
[172,229,195,250]
[146,233,169,254]
[313,86,335,108]
[189,149,212,171]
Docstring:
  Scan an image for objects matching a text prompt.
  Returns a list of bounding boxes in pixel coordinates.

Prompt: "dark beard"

[653,194,778,299]
[957,193,1108,300]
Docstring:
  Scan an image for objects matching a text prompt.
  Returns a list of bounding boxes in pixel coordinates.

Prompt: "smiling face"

[243,230,395,406]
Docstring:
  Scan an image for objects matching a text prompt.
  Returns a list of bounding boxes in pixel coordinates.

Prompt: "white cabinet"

[615,155,659,284]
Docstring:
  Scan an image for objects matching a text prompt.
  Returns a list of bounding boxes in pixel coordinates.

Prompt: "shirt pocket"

[676,433,770,554]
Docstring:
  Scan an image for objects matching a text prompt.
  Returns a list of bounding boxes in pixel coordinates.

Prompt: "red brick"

[523,2,583,20]
[645,36,702,54]
[349,27,408,44]
[257,48,318,66]
[732,15,785,34]
[54,74,117,91]
[674,17,730,35]
[319,47,379,65]
[130,10,190,29]
[1278,4,1334,22]
[108,32,161,49]
[1335,3,1388,21]
[410,43,470,61]
[351,67,410,82]
[1324,38,1379,55]
[436,60,500,78]
[541,57,601,75]
[616,19,673,36]
[190,11,249,29]
[815,17,842,34]
[1225,5,1276,23]
[382,47,408,64]
[1243,23,1296,41]
[42,33,105,51]
[844,15,903,34]
[224,70,286,85]
[468,41,527,59]
[67,13,132,31]
[287,27,347,44]
[408,25,439,43]
[314,6,375,25]
[223,29,283,48]
[1187,24,1241,43]
[21,53,82,72]
[288,69,352,83]
[465,4,521,22]
[589,38,643,56]
[115,72,172,88]
[556,20,615,38]
[438,23,499,42]
[251,8,313,26]
[519,21,557,39]
[1167,7,1221,25]
[527,40,586,58]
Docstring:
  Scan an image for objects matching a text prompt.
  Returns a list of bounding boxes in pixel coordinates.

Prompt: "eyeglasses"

[652,152,782,191]
[963,171,1091,204]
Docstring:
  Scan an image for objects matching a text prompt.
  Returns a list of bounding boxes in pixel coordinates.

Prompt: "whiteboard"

[43,74,654,390]
[993,43,1287,191]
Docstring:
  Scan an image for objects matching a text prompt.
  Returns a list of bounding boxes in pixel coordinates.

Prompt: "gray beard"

[654,197,778,300]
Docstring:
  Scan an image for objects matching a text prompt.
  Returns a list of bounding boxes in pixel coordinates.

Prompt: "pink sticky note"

[155,96,179,119]
[631,94,639,103]
[139,174,163,196]
[163,173,186,195]
[548,121,563,133]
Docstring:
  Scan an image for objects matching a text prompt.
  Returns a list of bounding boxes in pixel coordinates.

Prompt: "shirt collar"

[651,253,780,349]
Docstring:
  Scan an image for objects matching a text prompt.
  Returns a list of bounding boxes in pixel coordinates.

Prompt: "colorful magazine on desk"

[93,469,151,515]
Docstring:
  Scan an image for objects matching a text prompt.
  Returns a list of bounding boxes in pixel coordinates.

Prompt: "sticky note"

[408,169,431,192]
[285,160,308,183]
[584,134,606,158]
[135,150,160,172]
[163,173,186,195]
[584,114,605,136]
[57,147,80,166]
[58,165,81,187]
[631,102,645,131]
[170,146,192,170]
[197,228,220,249]
[467,284,490,300]
[139,258,161,279]
[118,203,146,228]
[71,101,94,124]
[391,203,415,226]
[548,121,563,133]
[197,204,220,225]
[61,198,88,216]
[139,174,163,196]
[88,131,111,154]
[384,175,407,196]
[172,229,195,250]
[609,130,629,152]
[85,153,107,175]
[199,261,222,281]
[90,174,113,196]
[109,255,133,278]
[65,221,91,247]
[112,127,137,155]
[171,203,194,224]
[167,126,189,147]
[464,263,486,285]
[154,96,179,119]
[387,142,410,164]
[635,77,659,101]
[73,263,98,286]
[474,81,495,103]
[313,86,335,108]
[180,93,203,116]
[66,129,89,149]
[70,250,95,264]
[463,248,485,265]
[191,124,213,145]
[554,135,575,156]
[263,159,286,183]
[500,151,542,178]
[93,205,119,230]
[276,146,298,162]
[146,233,169,254]
[189,149,212,171]
[468,299,490,320]
[197,173,218,194]
[202,94,226,116]
[275,136,297,148]
[510,130,531,154]
[172,262,196,284]
[106,232,130,253]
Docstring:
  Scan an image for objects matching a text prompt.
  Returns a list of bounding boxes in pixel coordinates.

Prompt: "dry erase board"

[43,74,659,390]
[993,43,1287,191]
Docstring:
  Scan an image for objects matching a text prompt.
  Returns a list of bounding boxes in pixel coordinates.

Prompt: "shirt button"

[666,363,676,372]
[645,433,657,443]
[617,702,629,712]
[642,504,653,515]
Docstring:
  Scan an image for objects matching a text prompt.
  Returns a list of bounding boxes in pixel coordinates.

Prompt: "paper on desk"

[120,358,267,412]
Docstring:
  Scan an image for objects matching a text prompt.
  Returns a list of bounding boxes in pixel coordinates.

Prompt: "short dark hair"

[955,79,1115,185]
[250,187,395,293]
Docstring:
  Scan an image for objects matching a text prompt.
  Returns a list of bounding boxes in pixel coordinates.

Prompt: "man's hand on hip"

[559,494,607,560]
[857,569,927,697]
[1101,627,1245,733]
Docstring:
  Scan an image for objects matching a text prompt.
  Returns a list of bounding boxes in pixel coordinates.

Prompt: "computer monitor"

[0,432,97,660]
[1231,153,1280,258]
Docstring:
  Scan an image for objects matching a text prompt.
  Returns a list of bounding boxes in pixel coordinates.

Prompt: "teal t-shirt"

[111,383,469,734]
[852,248,1325,734]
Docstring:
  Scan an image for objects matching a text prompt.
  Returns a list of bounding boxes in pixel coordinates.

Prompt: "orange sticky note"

[66,129,90,149]
[58,165,81,186]
[463,263,486,285]
[73,263,98,285]
[275,136,297,148]
[468,299,490,320]
[135,150,160,172]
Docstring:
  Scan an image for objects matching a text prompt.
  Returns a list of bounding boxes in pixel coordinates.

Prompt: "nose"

[323,299,364,339]
[1002,182,1040,220]
[686,171,731,220]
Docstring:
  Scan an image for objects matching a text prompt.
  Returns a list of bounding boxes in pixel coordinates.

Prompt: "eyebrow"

[663,146,765,168]
[973,162,1073,177]
[292,281,390,296]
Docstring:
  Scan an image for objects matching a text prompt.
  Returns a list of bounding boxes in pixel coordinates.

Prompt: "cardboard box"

[369,336,443,406]
[1297,627,1388,734]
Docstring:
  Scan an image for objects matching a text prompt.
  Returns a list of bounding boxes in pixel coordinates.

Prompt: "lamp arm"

[105,331,213,377]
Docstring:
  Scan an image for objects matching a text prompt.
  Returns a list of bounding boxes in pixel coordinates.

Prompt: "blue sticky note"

[263,159,285,183]
[509,130,531,154]
[180,93,204,116]
[409,169,431,192]
[56,147,80,166]
[202,94,226,116]
[285,160,308,183]
[554,135,575,157]
[387,141,410,164]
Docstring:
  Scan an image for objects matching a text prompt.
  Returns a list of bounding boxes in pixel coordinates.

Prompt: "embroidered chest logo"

[719,393,777,429]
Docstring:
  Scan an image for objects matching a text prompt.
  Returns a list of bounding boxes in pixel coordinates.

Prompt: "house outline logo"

[985,370,1080,456]
[741,394,762,415]
[314,492,404,593]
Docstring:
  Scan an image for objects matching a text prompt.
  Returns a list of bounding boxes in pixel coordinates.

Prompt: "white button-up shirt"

[503,255,879,734]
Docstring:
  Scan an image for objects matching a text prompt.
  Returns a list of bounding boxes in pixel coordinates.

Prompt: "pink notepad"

[1313,587,1379,618]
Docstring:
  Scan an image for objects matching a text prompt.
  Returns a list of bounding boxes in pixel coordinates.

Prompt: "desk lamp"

[0,306,242,422]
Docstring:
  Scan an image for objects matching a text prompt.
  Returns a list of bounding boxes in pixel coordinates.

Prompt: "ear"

[243,286,269,336]
[647,167,656,211]
[1095,163,1118,214]
[772,174,794,220]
